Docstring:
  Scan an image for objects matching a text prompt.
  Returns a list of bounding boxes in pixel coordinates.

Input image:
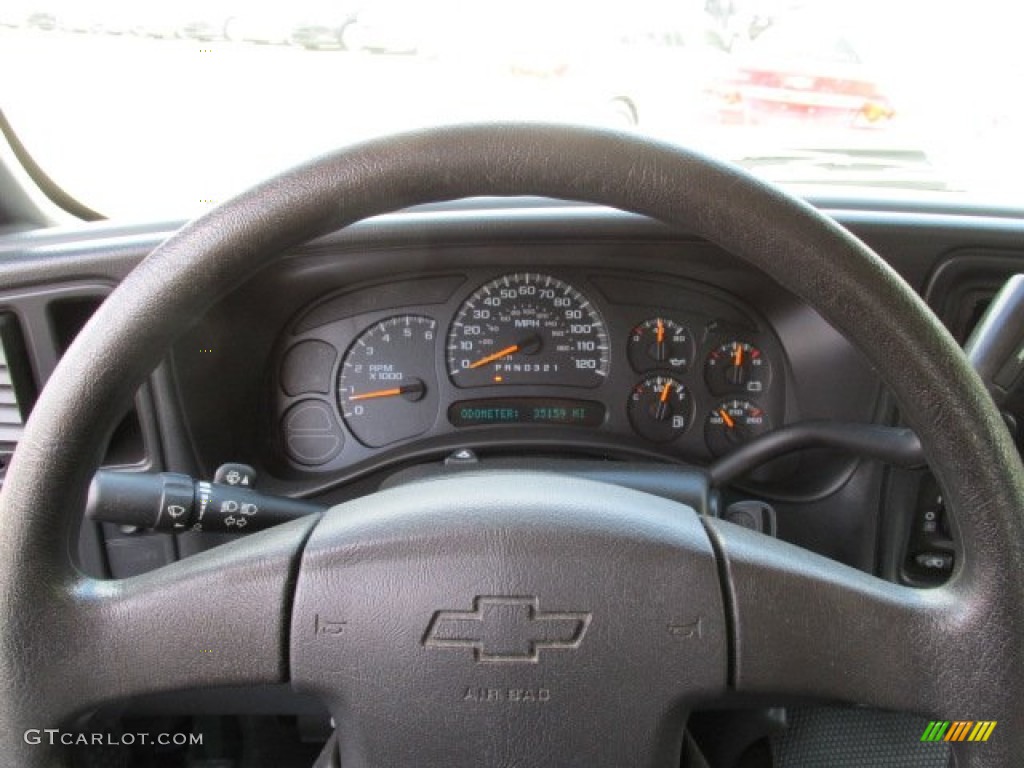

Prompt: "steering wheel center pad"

[291,472,725,766]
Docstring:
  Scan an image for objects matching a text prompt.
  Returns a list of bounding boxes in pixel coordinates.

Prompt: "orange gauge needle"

[468,343,520,369]
[656,319,665,344]
[659,379,673,403]
[733,343,744,368]
[348,388,402,402]
[718,409,736,429]
[349,380,424,402]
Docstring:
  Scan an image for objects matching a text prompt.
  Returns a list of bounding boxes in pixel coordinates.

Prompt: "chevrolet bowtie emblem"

[423,596,591,663]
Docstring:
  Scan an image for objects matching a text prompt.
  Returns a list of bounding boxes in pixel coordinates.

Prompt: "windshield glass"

[1,0,1020,219]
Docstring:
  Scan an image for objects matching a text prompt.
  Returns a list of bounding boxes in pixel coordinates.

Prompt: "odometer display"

[449,398,605,427]
[447,273,609,388]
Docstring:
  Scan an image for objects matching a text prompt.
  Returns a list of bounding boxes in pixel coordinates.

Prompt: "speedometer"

[447,273,609,388]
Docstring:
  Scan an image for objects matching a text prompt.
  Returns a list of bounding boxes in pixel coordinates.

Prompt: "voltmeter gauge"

[705,399,772,456]
[627,375,693,443]
[704,341,772,395]
[627,317,694,372]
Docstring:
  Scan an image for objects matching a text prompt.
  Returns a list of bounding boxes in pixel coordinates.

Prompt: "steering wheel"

[1,125,1021,767]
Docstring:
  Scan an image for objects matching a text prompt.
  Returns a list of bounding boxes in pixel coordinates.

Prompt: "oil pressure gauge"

[627,375,693,443]
[627,317,694,373]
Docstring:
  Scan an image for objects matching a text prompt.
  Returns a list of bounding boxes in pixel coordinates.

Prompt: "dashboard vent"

[0,314,35,474]
[0,343,24,444]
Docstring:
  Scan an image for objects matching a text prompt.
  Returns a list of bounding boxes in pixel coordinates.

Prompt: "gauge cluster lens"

[338,315,438,448]
[288,273,782,465]
[447,273,609,388]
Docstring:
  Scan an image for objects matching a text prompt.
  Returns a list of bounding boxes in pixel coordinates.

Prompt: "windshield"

[1,0,1021,219]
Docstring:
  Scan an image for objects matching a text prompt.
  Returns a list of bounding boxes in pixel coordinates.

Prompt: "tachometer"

[447,273,609,387]
[338,315,438,447]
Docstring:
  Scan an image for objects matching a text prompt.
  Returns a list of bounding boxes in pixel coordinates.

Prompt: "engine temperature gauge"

[705,399,772,456]
[627,375,693,443]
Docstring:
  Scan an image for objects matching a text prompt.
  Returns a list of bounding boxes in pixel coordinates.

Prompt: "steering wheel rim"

[1,124,1021,766]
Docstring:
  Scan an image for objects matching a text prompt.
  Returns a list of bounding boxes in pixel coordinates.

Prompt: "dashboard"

[3,197,1024,589]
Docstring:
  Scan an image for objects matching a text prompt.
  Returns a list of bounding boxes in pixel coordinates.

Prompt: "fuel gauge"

[627,375,693,443]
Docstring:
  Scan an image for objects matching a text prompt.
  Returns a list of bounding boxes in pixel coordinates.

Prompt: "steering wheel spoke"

[26,516,319,727]
[707,518,983,715]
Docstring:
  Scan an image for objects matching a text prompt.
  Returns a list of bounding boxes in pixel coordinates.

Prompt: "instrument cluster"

[273,269,785,473]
